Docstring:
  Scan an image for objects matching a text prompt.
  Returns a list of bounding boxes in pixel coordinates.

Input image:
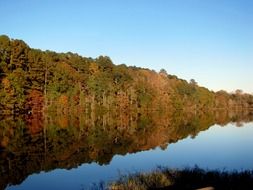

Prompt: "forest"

[0,35,253,114]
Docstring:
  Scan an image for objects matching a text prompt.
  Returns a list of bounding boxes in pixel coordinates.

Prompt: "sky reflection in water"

[7,122,253,190]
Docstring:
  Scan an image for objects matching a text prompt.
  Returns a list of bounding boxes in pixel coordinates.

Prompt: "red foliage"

[26,90,44,113]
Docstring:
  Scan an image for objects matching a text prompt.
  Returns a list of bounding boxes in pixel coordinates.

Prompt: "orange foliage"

[58,62,80,79]
[58,95,69,107]
[2,78,11,89]
[1,136,9,147]
[26,91,44,135]
[27,90,44,112]
[89,148,99,160]
[27,113,44,135]
[58,116,69,129]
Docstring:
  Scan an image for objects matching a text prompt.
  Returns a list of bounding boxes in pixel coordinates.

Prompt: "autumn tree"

[1,35,253,114]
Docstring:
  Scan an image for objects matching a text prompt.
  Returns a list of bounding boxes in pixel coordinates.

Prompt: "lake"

[1,110,253,190]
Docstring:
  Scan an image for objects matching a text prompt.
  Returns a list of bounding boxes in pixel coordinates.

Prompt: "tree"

[10,39,29,71]
[27,49,45,90]
[95,56,113,72]
[159,68,168,77]
[235,89,243,95]
[189,79,197,86]
[0,35,11,74]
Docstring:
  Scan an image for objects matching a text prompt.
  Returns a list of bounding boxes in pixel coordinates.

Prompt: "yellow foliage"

[58,116,69,129]
[89,62,99,74]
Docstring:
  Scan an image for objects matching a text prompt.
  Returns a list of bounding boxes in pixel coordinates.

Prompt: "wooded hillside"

[0,35,252,114]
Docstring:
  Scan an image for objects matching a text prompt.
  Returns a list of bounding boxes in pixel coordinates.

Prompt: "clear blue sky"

[0,0,252,93]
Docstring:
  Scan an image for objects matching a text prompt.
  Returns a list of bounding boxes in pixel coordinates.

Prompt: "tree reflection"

[0,109,253,189]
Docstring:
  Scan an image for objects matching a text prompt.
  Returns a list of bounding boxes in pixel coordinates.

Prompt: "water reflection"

[0,110,253,189]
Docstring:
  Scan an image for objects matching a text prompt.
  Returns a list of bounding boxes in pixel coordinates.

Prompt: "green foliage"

[27,49,45,90]
[0,35,11,74]
[95,56,114,72]
[87,71,113,97]
[8,69,26,107]
[137,85,153,108]
[176,80,196,96]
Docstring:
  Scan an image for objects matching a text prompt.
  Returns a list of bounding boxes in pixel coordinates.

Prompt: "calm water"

[1,110,253,190]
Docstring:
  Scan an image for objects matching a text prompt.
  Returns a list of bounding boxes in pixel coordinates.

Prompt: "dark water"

[1,110,253,190]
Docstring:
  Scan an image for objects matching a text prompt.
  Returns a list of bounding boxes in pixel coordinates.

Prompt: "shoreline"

[102,167,253,190]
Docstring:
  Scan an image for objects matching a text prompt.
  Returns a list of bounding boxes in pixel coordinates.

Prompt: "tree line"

[0,35,253,114]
